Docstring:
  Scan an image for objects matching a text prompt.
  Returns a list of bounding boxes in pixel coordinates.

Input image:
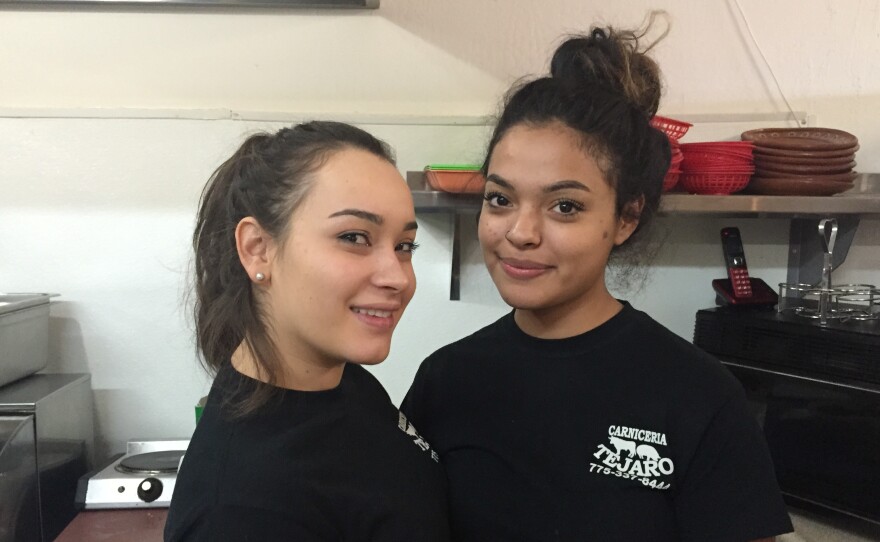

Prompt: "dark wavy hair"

[192,121,395,416]
[482,15,671,257]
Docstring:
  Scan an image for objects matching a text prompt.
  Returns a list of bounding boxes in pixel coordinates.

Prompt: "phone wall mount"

[712,278,779,307]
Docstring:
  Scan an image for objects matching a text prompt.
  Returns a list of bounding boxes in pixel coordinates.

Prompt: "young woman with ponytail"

[402,21,793,542]
[165,121,450,541]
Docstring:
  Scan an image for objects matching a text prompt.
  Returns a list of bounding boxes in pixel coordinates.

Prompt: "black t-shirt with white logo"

[401,303,793,542]
[165,362,450,542]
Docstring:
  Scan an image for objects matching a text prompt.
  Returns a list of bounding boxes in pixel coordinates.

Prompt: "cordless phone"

[721,227,753,298]
[711,227,777,308]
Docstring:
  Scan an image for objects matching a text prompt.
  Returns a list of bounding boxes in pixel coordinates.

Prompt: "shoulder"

[402,313,509,414]
[619,304,744,402]
[420,313,510,370]
[344,363,393,403]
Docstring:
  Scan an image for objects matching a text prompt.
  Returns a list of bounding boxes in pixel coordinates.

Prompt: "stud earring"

[255,272,265,282]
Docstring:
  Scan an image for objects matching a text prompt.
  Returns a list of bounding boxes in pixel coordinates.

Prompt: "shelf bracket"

[450,213,463,301]
[787,217,860,286]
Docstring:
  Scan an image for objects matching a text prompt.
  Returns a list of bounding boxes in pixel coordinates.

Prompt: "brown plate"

[742,128,858,151]
[753,170,857,183]
[752,144,858,159]
[751,153,855,166]
[748,177,854,196]
[753,160,856,175]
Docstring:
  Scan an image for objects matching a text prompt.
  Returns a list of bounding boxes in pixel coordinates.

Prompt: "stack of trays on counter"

[649,115,691,192]
[678,142,756,195]
[741,127,858,196]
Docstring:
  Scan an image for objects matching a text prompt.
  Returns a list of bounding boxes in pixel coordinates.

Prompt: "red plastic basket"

[681,144,754,161]
[670,150,684,164]
[680,173,751,195]
[663,146,684,192]
[682,149,752,166]
[650,115,693,141]
[682,160,754,174]
[680,141,755,148]
[662,171,681,192]
[683,161,754,173]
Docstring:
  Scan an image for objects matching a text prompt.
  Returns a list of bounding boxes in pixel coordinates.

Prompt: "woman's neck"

[513,288,623,340]
[230,341,345,391]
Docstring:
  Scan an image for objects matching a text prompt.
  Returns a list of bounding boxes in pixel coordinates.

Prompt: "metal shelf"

[407,172,880,300]
[409,172,880,218]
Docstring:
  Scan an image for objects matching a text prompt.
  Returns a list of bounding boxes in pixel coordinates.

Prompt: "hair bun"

[549,15,667,118]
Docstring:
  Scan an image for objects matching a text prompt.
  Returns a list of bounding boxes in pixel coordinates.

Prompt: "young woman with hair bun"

[402,22,793,542]
[165,121,451,541]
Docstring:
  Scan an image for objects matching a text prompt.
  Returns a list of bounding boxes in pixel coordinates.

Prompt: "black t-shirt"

[165,362,451,542]
[401,303,793,542]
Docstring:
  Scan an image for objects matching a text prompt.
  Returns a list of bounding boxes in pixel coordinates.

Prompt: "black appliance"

[0,374,94,542]
[693,307,880,525]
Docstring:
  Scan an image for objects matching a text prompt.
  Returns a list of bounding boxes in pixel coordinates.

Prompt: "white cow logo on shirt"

[589,424,674,491]
[608,436,636,457]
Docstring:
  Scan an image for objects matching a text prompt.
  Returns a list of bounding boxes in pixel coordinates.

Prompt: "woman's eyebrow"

[486,174,514,190]
[329,208,383,225]
[487,175,590,194]
[544,180,590,193]
[329,209,418,232]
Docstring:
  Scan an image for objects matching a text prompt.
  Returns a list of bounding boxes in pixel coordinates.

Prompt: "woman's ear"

[236,217,274,284]
[614,196,645,246]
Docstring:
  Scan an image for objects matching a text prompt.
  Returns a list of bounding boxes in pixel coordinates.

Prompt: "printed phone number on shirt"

[589,462,671,490]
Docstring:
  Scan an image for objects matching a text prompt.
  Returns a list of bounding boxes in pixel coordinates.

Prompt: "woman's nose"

[373,249,412,292]
[504,211,541,248]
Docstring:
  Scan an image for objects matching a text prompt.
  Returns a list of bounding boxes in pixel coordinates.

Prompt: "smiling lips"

[499,257,553,279]
[351,306,397,330]
[352,307,392,318]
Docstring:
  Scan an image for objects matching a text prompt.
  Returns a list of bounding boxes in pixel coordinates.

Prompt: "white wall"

[2,0,880,170]
[2,0,879,459]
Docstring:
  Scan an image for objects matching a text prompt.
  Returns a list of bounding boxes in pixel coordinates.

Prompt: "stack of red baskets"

[678,142,756,195]
[649,115,690,192]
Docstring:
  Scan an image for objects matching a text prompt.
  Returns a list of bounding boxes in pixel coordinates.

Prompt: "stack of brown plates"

[741,128,858,196]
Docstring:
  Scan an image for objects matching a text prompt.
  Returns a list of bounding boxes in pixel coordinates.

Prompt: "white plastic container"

[0,293,52,388]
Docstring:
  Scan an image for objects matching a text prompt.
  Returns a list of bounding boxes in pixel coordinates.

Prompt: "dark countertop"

[54,506,880,541]
[54,509,167,542]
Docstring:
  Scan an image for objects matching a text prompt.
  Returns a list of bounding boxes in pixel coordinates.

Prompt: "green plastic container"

[195,396,208,424]
[425,164,482,171]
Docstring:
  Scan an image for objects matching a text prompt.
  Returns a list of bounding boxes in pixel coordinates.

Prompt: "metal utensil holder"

[777,218,879,324]
[778,282,880,323]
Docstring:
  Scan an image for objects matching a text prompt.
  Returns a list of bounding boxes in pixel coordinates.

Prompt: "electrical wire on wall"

[730,0,804,126]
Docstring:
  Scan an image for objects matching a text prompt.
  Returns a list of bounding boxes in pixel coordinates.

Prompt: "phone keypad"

[730,268,753,297]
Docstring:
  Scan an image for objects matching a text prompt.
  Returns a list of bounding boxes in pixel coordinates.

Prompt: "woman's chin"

[498,289,553,312]
[344,347,391,366]
[349,358,386,366]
